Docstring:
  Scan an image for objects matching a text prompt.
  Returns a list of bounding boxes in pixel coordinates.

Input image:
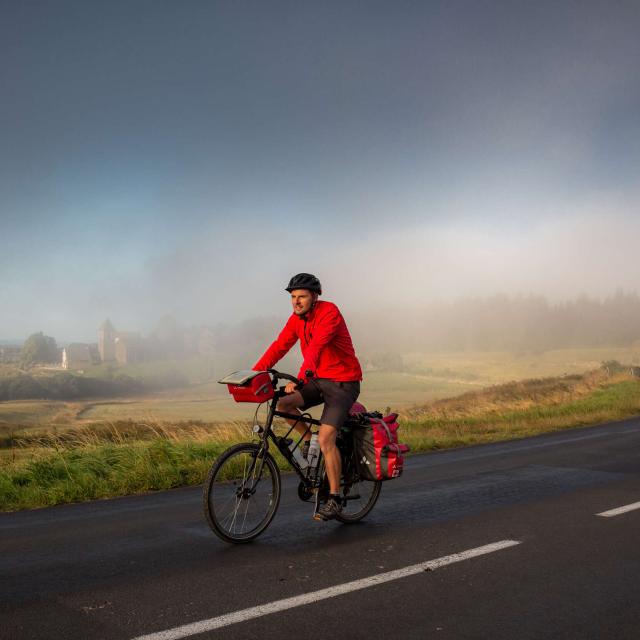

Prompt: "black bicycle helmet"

[285,273,322,294]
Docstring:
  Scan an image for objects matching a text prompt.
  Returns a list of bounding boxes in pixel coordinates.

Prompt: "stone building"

[96,317,217,365]
[62,343,100,370]
[98,320,143,365]
[114,332,143,365]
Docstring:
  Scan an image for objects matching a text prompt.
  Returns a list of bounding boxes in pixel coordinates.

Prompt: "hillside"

[401,366,640,450]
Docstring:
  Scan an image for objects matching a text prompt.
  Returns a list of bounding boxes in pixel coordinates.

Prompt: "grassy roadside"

[0,423,244,511]
[1,368,639,511]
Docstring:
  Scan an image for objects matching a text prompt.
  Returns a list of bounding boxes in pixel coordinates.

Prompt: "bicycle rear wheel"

[337,474,381,523]
[335,445,381,523]
[203,442,281,543]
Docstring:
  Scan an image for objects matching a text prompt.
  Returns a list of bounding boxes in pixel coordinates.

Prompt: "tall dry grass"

[400,369,640,450]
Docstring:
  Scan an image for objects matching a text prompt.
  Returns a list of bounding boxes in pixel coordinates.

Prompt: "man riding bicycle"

[253,273,362,521]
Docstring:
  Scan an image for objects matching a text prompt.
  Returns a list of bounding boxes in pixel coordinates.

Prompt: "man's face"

[290,289,316,316]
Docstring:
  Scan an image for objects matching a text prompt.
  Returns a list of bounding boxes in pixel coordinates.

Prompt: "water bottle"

[307,433,320,469]
[287,438,308,470]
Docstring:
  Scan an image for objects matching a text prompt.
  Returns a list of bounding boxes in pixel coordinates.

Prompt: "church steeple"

[98,319,117,362]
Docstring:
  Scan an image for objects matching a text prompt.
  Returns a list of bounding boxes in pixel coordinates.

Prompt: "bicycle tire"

[314,447,382,524]
[202,442,281,544]
[336,477,381,523]
[336,431,382,524]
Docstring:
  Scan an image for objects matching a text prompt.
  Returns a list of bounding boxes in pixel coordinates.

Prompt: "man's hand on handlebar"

[266,369,306,394]
[284,381,298,394]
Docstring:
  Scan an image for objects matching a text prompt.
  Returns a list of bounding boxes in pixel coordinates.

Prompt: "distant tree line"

[430,291,640,351]
[191,291,640,363]
[0,372,144,401]
[200,291,640,373]
[352,291,640,354]
[0,368,191,402]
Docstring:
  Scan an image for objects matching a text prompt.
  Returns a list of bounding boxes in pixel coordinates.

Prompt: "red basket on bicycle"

[219,370,274,403]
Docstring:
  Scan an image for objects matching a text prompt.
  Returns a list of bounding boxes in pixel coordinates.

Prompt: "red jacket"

[253,301,362,382]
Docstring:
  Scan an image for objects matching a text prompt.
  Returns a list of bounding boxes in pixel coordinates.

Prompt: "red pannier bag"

[352,412,409,481]
[219,370,275,403]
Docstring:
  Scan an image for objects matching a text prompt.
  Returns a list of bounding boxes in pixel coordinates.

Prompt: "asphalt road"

[2,417,640,640]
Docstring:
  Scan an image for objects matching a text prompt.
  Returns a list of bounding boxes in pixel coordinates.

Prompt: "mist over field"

[139,205,640,328]
[4,210,640,346]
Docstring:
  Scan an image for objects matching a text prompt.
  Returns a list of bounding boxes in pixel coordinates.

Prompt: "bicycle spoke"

[222,497,241,531]
[203,444,281,543]
[240,491,251,532]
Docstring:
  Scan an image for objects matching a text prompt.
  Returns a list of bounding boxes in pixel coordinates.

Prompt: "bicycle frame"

[258,385,323,488]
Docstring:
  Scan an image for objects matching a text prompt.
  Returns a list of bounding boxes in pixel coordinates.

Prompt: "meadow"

[1,347,639,511]
[0,347,632,433]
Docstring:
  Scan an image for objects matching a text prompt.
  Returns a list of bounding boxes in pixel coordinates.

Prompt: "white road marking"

[596,501,640,518]
[131,539,521,640]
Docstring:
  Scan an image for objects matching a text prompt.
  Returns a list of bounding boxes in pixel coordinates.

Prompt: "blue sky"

[1,1,639,341]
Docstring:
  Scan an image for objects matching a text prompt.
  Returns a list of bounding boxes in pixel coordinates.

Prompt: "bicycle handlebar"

[266,369,301,385]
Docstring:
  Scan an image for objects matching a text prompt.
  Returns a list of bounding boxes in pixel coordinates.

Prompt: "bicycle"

[202,369,382,544]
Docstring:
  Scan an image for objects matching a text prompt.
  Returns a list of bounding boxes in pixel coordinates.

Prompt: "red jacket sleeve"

[298,305,342,379]
[253,317,298,371]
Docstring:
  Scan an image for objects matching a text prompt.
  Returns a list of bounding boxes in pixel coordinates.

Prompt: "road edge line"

[596,501,640,518]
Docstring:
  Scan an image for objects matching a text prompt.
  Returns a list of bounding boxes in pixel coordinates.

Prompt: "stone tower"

[98,319,117,362]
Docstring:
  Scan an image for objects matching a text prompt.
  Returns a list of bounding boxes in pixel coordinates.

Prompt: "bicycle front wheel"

[203,443,281,544]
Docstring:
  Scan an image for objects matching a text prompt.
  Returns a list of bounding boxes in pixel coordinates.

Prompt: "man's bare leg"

[319,424,340,494]
[276,392,312,441]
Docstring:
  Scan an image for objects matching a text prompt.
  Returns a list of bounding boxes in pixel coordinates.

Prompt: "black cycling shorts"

[299,379,361,429]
